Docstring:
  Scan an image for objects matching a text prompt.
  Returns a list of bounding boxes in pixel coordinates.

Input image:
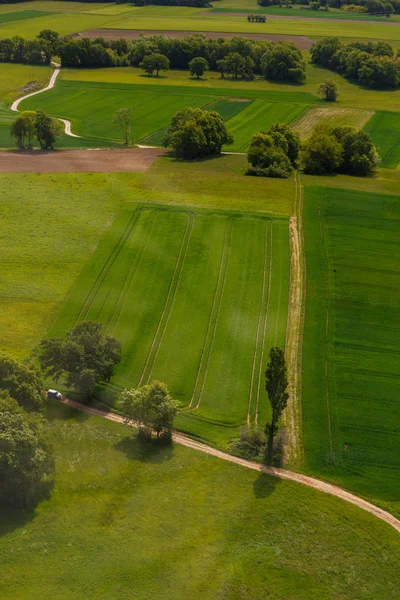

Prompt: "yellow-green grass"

[48,203,290,447]
[0,12,121,38]
[364,111,400,169]
[0,158,293,361]
[0,1,111,13]
[59,63,400,113]
[0,62,51,102]
[292,106,374,139]
[302,185,400,518]
[212,4,399,20]
[2,401,400,599]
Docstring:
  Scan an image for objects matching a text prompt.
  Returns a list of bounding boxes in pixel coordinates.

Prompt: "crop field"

[49,203,289,446]
[292,106,373,139]
[302,186,400,517]
[224,99,306,151]
[364,111,400,169]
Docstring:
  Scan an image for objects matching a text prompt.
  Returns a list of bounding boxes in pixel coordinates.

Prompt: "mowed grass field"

[302,186,400,517]
[364,110,400,168]
[1,402,400,600]
[49,203,290,446]
[292,106,373,139]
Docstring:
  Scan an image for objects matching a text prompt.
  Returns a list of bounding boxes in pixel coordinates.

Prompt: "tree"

[261,42,306,83]
[318,79,339,101]
[0,392,54,508]
[300,131,343,175]
[0,353,44,412]
[113,108,132,145]
[37,29,59,61]
[10,111,36,149]
[119,381,179,439]
[247,132,293,178]
[34,111,63,150]
[331,126,379,175]
[266,122,300,165]
[224,52,246,79]
[39,322,121,400]
[310,37,342,68]
[189,56,209,78]
[264,347,289,463]
[162,107,233,159]
[140,52,170,76]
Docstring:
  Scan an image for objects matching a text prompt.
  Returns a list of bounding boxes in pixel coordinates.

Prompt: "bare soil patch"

[74,28,314,49]
[0,148,164,173]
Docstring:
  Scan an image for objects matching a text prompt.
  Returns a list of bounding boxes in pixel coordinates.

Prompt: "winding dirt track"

[59,396,400,534]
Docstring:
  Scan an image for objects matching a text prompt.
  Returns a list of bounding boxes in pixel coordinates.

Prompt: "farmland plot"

[224,99,306,151]
[292,106,373,139]
[364,110,400,168]
[50,203,290,446]
[302,186,400,514]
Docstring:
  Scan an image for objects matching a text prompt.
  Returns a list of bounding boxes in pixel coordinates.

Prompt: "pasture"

[49,203,290,446]
[302,186,400,517]
[292,106,373,139]
[364,111,400,169]
[1,402,400,599]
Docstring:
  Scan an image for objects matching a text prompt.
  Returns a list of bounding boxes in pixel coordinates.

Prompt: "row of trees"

[246,122,379,177]
[11,111,63,150]
[1,29,307,85]
[310,37,400,89]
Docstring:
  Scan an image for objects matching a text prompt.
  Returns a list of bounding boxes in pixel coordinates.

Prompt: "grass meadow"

[302,185,400,518]
[1,401,400,600]
[364,111,400,169]
[48,203,290,446]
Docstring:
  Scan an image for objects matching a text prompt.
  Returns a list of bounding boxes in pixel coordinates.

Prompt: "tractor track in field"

[58,396,400,535]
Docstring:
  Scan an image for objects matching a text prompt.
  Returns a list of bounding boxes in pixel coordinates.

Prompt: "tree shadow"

[45,399,89,423]
[252,471,280,499]
[115,435,174,464]
[0,478,54,537]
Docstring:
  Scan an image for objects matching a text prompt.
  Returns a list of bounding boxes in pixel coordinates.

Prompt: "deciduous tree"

[113,107,132,145]
[264,347,289,463]
[318,79,339,101]
[119,381,179,439]
[140,52,170,76]
[0,353,44,412]
[39,322,121,400]
[189,56,209,78]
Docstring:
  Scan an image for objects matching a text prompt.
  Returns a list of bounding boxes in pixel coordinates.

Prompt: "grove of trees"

[0,30,307,84]
[162,107,234,159]
[119,381,179,440]
[39,321,121,400]
[11,110,64,150]
[247,123,301,178]
[301,126,379,175]
[310,37,400,89]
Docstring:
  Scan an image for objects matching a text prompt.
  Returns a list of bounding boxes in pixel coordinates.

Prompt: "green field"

[1,401,400,600]
[364,111,400,168]
[302,186,400,517]
[48,203,289,446]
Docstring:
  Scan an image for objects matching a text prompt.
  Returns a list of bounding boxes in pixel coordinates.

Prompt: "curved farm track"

[59,397,400,534]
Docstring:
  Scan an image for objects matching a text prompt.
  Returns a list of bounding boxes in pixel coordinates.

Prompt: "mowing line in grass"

[108,210,157,333]
[255,221,273,427]
[138,213,195,386]
[195,219,233,410]
[76,207,140,324]
[247,220,268,426]
[189,218,232,408]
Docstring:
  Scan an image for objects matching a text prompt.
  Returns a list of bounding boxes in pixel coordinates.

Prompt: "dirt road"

[59,396,400,534]
[0,148,165,172]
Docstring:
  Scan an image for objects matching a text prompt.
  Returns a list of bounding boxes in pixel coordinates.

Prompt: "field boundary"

[58,396,400,535]
[283,173,305,466]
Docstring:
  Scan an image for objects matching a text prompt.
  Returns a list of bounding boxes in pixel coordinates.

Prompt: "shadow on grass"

[0,479,54,537]
[253,472,280,499]
[115,435,174,464]
[45,399,89,423]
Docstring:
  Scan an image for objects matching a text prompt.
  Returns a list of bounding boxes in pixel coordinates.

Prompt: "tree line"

[310,37,400,89]
[0,30,307,84]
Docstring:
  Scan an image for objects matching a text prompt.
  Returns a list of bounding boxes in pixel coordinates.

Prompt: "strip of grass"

[292,106,373,139]
[210,5,396,20]
[225,99,306,151]
[302,185,400,518]
[364,110,400,168]
[1,402,400,599]
[0,10,54,23]
[48,203,289,447]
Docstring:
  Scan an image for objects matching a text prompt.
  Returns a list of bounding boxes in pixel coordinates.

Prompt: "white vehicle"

[47,389,62,400]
